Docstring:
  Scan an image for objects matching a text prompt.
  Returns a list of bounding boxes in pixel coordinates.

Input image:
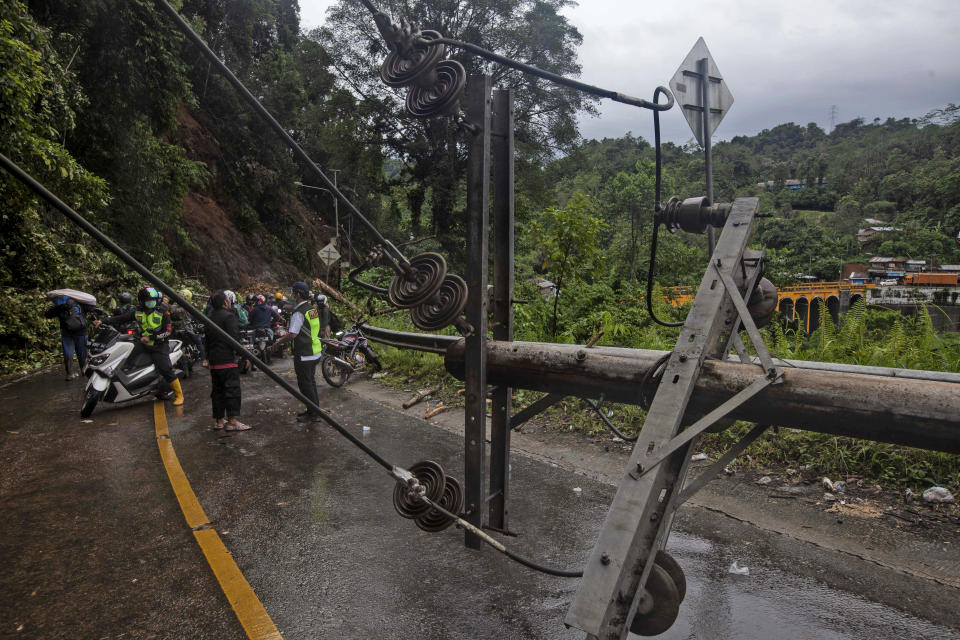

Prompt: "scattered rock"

[756,476,773,486]
[922,487,955,504]
[823,493,838,503]
[904,488,915,504]
[572,487,582,495]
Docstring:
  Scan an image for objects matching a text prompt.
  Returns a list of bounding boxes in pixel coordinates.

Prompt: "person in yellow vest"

[94,286,184,405]
[273,281,328,422]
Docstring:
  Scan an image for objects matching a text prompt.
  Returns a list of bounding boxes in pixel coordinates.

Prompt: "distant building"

[868,256,907,281]
[941,265,960,273]
[527,277,557,299]
[905,260,926,273]
[857,226,899,244]
[841,262,868,281]
[755,178,821,190]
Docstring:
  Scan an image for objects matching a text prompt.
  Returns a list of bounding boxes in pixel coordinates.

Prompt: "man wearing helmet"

[225,290,248,329]
[249,294,281,341]
[94,286,185,405]
[113,292,135,316]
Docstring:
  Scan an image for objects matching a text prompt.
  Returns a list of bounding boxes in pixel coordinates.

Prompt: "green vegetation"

[368,296,959,494]
[1,2,958,491]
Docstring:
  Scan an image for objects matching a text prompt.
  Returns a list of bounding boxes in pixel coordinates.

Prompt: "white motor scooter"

[81,324,185,417]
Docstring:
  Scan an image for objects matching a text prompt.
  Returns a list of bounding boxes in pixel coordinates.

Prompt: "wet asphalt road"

[1,361,958,640]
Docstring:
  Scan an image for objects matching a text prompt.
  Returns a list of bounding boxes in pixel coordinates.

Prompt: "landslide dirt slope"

[167,104,334,289]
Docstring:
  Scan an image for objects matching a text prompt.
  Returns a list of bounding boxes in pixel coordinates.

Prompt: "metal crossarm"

[633,374,773,480]
[715,266,781,380]
[565,197,761,639]
[675,423,770,506]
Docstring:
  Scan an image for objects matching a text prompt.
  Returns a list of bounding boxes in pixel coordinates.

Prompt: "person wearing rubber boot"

[273,281,324,422]
[95,287,184,405]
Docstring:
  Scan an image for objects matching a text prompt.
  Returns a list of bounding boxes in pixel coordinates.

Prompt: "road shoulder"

[348,376,960,629]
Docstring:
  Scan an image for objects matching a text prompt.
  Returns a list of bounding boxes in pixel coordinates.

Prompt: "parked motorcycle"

[238,329,255,374]
[320,323,382,388]
[80,324,185,417]
[252,327,273,364]
[270,320,287,358]
[175,319,204,377]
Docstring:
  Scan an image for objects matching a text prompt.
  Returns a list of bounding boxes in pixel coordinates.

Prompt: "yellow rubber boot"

[170,378,184,406]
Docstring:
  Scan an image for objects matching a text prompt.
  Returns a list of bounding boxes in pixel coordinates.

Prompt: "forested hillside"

[2,0,959,373]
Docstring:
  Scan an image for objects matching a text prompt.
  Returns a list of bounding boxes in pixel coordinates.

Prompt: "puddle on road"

[641,530,957,640]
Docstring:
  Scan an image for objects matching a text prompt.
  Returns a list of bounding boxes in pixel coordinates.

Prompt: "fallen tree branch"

[424,404,453,419]
[403,382,443,409]
[312,277,362,312]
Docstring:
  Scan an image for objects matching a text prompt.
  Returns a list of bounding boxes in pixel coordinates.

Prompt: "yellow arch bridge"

[664,282,876,333]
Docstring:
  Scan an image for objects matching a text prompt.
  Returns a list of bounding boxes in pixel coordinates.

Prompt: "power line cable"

[0,151,586,580]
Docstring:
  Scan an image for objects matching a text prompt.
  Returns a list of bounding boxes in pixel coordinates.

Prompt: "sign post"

[317,241,341,283]
[670,38,734,257]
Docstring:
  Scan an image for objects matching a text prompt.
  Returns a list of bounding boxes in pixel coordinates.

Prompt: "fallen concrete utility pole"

[444,339,960,454]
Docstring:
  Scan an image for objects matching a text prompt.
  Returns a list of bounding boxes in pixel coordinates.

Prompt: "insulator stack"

[410,274,469,332]
[388,252,448,308]
[392,460,463,532]
[377,24,466,118]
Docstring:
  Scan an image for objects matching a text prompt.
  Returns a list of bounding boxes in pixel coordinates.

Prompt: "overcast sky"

[300,0,960,144]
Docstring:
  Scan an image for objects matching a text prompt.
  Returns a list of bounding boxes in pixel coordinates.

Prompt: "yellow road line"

[153,401,284,640]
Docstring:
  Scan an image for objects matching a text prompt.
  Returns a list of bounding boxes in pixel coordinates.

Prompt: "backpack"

[328,310,342,333]
[236,304,248,328]
[62,300,86,333]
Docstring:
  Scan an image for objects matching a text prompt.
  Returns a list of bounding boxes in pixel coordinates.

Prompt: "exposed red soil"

[166,104,335,289]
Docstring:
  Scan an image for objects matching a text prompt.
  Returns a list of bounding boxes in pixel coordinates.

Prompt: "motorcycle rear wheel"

[321,355,350,388]
[80,387,104,418]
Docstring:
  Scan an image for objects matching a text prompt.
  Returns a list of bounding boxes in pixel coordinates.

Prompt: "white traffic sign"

[316,241,341,267]
[670,38,734,145]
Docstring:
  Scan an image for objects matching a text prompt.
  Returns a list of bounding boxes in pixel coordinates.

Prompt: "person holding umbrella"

[45,289,95,380]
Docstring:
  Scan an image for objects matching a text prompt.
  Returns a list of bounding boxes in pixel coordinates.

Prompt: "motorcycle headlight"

[89,354,109,367]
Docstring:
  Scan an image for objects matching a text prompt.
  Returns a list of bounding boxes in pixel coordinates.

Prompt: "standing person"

[273,291,289,316]
[224,290,248,329]
[94,287,184,405]
[204,291,249,431]
[273,281,325,422]
[45,294,91,379]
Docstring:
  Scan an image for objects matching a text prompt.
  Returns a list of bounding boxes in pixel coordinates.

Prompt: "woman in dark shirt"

[203,292,250,431]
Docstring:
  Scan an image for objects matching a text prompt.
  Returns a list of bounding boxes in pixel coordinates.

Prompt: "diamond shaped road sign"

[670,37,734,145]
[316,241,340,267]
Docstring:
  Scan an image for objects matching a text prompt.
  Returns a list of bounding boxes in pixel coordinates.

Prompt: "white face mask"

[145,300,157,309]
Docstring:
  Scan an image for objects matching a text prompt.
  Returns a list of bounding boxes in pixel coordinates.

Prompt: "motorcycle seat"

[123,351,153,370]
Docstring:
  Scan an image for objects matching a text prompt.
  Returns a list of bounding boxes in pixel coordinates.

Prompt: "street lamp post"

[296,174,343,286]
[295,172,339,238]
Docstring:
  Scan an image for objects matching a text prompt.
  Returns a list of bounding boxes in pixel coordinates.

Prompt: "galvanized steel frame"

[565,197,765,638]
